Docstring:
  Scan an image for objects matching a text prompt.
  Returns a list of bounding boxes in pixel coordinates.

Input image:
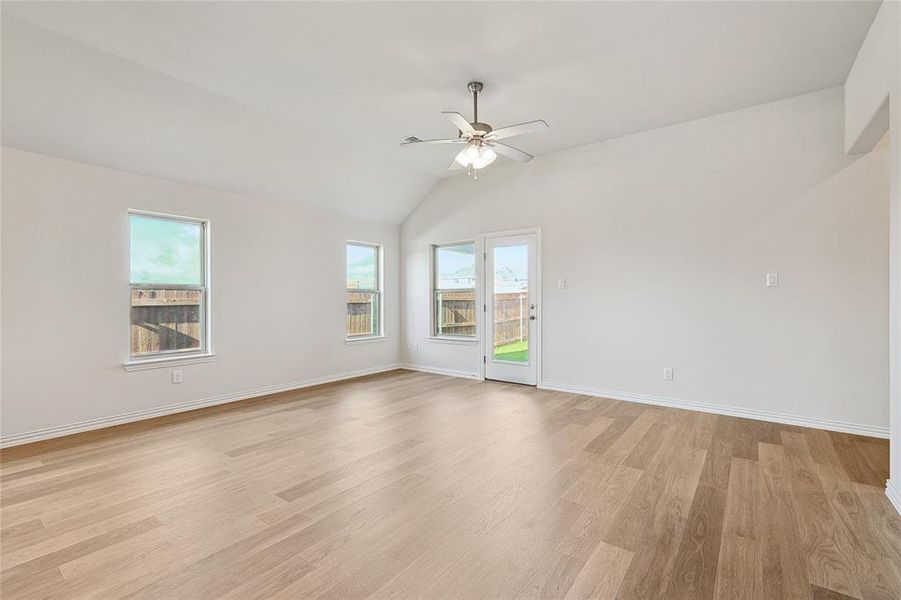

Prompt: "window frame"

[430,241,477,341]
[345,240,384,341]
[125,209,212,369]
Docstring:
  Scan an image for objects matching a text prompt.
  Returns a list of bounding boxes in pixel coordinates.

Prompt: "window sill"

[428,336,479,345]
[345,336,386,345]
[123,353,216,371]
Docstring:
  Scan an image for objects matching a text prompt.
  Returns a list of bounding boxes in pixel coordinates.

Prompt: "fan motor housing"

[470,122,493,134]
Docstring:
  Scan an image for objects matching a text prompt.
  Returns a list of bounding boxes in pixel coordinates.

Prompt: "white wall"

[893,0,900,509]
[893,0,901,512]
[1,148,399,442]
[402,87,890,436]
[844,0,900,508]
[844,1,898,154]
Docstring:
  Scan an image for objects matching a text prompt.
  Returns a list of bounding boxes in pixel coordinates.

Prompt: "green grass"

[494,340,529,362]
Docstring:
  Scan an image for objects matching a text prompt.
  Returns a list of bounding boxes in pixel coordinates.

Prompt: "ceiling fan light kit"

[454,144,496,169]
[401,81,548,178]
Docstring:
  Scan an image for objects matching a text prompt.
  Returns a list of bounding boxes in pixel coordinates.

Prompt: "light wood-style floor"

[1,370,899,599]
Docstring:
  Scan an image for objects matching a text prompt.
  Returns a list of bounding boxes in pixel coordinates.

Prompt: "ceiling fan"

[401,82,548,177]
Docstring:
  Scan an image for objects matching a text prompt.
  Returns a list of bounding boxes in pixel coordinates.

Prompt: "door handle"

[529,315,536,321]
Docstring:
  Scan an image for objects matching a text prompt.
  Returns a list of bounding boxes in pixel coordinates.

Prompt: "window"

[129,211,209,360]
[346,242,382,338]
[432,242,476,338]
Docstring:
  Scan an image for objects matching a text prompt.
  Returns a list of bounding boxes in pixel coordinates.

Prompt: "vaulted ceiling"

[1,1,880,222]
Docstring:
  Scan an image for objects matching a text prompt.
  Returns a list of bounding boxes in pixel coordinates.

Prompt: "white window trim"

[430,241,477,340]
[345,335,387,345]
[125,209,212,369]
[427,336,479,345]
[346,240,384,340]
[123,353,216,371]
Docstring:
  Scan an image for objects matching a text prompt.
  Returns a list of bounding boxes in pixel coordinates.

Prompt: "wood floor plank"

[781,432,863,599]
[0,370,895,599]
[0,516,162,585]
[828,432,882,487]
[688,412,718,451]
[854,440,889,480]
[0,564,64,599]
[583,417,633,455]
[698,418,733,491]
[513,464,643,598]
[610,447,707,599]
[623,422,668,470]
[562,540,633,600]
[811,583,860,599]
[814,463,901,600]
[665,483,727,600]
[711,458,759,600]
[714,533,758,600]
[275,438,423,501]
[0,517,44,543]
[803,429,850,479]
[852,483,901,590]
[757,443,813,600]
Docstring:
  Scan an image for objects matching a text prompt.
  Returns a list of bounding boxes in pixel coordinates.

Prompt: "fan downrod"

[466,81,490,132]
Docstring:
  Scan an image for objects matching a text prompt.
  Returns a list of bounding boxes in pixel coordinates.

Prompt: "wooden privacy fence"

[493,291,528,347]
[433,290,528,345]
[132,290,381,342]
[435,290,476,336]
[130,289,201,354]
[130,289,524,352]
[347,291,376,336]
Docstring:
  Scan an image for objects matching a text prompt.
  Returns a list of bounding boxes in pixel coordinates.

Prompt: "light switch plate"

[766,273,779,287]
[558,278,566,290]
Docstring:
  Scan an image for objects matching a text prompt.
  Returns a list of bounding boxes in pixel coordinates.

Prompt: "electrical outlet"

[172,369,183,384]
[663,367,674,381]
[413,343,419,354]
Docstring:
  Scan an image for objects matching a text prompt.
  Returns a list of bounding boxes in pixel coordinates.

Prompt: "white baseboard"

[3,366,888,450]
[0,364,401,449]
[887,480,901,516]
[538,381,890,439]
[399,363,482,381]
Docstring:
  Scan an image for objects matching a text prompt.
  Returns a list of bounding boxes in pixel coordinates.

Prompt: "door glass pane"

[493,244,529,363]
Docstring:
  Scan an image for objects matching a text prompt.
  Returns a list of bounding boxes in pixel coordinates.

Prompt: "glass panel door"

[485,233,538,385]
[493,244,529,363]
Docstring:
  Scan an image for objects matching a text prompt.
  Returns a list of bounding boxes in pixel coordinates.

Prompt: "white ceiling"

[1,1,880,223]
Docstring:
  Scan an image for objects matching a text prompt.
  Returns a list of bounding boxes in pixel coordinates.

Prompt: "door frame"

[480,227,542,385]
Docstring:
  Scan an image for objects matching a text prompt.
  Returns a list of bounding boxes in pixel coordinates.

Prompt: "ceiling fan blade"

[485,119,548,141]
[442,111,475,134]
[487,142,533,163]
[400,137,464,147]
